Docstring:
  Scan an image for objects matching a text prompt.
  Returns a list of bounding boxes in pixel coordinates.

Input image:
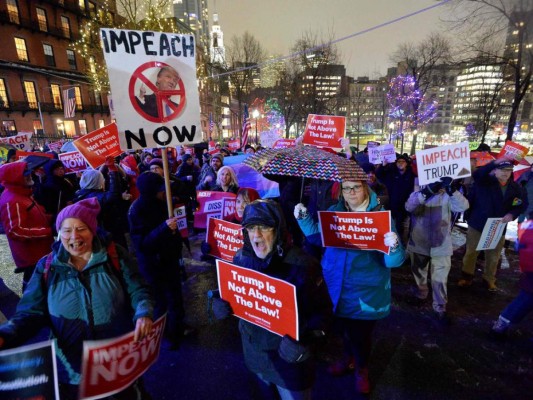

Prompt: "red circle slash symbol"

[129,61,187,123]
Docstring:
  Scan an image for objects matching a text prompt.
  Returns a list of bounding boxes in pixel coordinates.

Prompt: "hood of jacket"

[0,162,28,189]
[136,171,164,197]
[44,159,64,177]
[240,200,290,265]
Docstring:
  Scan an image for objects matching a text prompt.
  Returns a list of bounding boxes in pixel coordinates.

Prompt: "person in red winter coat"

[0,162,54,290]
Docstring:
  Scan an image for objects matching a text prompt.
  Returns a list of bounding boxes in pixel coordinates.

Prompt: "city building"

[172,0,209,55]
[209,12,225,66]
[0,0,114,144]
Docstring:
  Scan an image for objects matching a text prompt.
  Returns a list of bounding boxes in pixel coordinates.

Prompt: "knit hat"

[212,153,224,163]
[56,197,100,235]
[80,169,105,190]
[396,154,410,164]
[149,158,164,168]
[182,154,192,163]
[359,162,375,174]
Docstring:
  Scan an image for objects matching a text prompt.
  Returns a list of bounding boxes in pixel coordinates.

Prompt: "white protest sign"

[100,29,202,151]
[416,142,471,186]
[476,218,507,251]
[260,130,281,149]
[0,132,33,151]
[368,144,396,164]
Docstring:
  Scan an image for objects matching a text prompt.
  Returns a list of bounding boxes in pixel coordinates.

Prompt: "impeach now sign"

[193,191,236,229]
[415,142,471,186]
[217,260,299,340]
[318,211,391,254]
[58,151,88,174]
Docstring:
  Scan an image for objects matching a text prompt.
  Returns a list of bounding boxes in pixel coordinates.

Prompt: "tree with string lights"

[387,74,437,153]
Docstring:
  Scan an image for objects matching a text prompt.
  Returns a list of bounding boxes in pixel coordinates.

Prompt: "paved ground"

[1,228,532,399]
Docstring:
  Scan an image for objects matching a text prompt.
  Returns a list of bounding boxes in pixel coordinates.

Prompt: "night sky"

[211,0,455,78]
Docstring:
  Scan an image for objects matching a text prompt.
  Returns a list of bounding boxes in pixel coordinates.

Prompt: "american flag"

[241,105,251,148]
[209,112,214,132]
[63,87,76,119]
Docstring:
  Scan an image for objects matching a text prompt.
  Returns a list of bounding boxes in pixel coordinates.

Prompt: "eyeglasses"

[60,226,89,239]
[342,185,363,194]
[245,225,275,234]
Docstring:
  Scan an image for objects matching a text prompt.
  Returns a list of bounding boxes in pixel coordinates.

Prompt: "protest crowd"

[0,132,532,400]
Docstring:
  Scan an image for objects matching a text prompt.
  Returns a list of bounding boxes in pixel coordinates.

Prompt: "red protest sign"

[207,218,244,261]
[318,211,392,254]
[15,150,54,161]
[302,114,346,149]
[272,139,296,149]
[173,205,189,239]
[228,139,240,152]
[208,140,216,151]
[193,191,237,229]
[497,140,528,163]
[58,151,88,174]
[79,315,166,400]
[47,140,64,153]
[216,260,299,340]
[73,123,122,169]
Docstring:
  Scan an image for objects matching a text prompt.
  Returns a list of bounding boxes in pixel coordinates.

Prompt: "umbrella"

[243,145,366,183]
[0,143,15,163]
[60,140,76,152]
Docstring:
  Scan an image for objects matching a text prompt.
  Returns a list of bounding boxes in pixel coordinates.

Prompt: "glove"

[105,156,118,172]
[278,335,311,363]
[212,298,233,320]
[384,232,399,249]
[443,178,459,196]
[420,181,443,200]
[294,203,309,220]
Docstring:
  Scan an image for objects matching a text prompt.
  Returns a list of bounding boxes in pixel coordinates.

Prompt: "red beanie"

[56,197,100,235]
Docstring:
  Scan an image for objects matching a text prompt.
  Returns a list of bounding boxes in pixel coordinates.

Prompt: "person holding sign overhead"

[295,164,405,394]
[212,200,333,400]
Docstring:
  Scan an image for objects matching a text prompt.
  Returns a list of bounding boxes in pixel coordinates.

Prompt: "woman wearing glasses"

[295,166,405,394]
[212,200,333,400]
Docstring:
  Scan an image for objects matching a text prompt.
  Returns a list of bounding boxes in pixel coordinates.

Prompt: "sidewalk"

[1,229,532,399]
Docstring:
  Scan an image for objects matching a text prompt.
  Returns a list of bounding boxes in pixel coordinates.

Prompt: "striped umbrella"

[243,145,366,183]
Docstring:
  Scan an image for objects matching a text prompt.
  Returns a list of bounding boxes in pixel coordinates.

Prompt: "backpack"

[43,241,120,284]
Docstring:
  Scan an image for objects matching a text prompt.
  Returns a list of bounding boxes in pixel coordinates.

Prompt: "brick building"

[0,0,114,146]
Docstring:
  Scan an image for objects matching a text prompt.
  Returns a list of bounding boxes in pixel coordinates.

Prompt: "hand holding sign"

[134,317,153,342]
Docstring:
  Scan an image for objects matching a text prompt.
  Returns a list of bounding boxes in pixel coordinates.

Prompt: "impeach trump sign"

[415,142,471,186]
[216,260,299,340]
[318,211,391,254]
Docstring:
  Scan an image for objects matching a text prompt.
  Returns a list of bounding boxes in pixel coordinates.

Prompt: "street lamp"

[388,122,395,144]
[252,109,260,145]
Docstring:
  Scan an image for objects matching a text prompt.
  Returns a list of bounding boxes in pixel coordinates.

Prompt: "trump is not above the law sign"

[207,218,244,261]
[73,123,122,169]
[302,114,345,149]
[100,28,201,151]
[79,315,166,400]
[416,142,471,186]
[318,211,391,254]
[217,260,299,340]
[497,140,528,162]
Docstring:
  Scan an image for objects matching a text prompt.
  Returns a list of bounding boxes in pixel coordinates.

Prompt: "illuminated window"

[51,84,62,109]
[78,120,87,135]
[61,16,71,38]
[36,8,48,31]
[74,87,82,108]
[33,120,43,135]
[14,37,28,62]
[7,0,19,23]
[23,81,38,109]
[79,0,85,9]
[0,79,9,109]
[43,44,55,67]
[66,50,77,70]
[94,90,102,106]
[2,121,17,135]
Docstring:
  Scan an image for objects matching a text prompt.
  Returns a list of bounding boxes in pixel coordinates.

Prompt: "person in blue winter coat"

[0,198,154,399]
[295,165,405,394]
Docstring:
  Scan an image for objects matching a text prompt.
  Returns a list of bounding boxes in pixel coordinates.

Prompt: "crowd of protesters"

[0,138,531,398]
